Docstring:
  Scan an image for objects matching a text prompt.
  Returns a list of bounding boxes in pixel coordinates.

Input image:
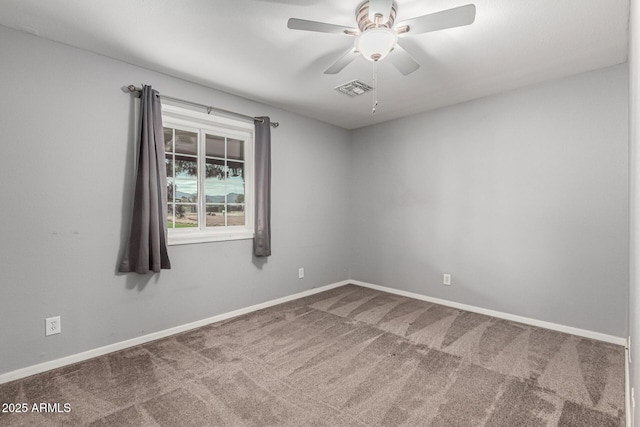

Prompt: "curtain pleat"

[119,85,171,273]
[254,117,272,257]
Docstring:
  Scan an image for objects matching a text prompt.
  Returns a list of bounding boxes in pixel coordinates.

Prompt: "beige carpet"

[0,284,626,426]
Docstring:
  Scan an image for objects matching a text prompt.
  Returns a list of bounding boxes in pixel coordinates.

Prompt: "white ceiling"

[0,0,629,129]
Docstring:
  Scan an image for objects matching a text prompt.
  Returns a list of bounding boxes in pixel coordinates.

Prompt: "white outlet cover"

[45,316,61,336]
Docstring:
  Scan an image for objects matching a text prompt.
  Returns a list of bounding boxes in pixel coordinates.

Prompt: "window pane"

[205,158,226,205]
[165,156,174,178]
[205,134,225,158]
[175,130,197,155]
[175,204,198,228]
[227,204,245,226]
[163,128,173,152]
[204,157,225,181]
[166,177,175,203]
[205,204,225,227]
[227,161,244,202]
[228,138,244,160]
[174,155,197,202]
[167,203,175,228]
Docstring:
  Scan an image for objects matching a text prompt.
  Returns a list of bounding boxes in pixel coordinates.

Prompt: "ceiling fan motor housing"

[356,0,398,31]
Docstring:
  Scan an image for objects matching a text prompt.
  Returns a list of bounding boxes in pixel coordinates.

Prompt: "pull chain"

[372,60,378,114]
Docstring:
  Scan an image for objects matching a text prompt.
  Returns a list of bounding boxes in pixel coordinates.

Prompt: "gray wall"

[350,64,629,337]
[0,26,351,374]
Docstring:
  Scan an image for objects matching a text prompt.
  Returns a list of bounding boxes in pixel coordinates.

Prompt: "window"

[162,104,254,245]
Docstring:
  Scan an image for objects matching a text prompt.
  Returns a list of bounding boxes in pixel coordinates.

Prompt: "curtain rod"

[126,85,279,128]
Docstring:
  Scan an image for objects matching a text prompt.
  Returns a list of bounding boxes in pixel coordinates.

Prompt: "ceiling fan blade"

[398,4,476,35]
[287,18,356,35]
[368,0,394,22]
[388,43,420,75]
[324,48,360,74]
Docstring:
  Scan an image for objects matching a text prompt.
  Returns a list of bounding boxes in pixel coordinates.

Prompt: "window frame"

[162,103,255,245]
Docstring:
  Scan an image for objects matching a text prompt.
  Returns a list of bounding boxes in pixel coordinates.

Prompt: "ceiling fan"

[287,0,476,76]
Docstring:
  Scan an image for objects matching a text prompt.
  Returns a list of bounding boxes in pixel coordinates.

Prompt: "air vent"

[334,80,373,97]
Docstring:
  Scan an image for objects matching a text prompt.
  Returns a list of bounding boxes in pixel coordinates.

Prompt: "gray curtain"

[119,85,171,273]
[254,117,271,257]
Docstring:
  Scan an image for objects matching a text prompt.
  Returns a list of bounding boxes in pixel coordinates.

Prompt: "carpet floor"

[0,284,626,426]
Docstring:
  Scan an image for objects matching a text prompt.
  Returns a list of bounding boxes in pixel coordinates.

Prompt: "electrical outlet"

[298,268,304,279]
[443,274,451,286]
[45,316,61,336]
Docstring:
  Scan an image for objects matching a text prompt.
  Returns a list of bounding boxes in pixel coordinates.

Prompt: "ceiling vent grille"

[334,80,373,97]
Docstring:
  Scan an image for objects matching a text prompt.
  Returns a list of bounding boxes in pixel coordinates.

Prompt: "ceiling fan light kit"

[355,28,398,62]
[287,1,476,112]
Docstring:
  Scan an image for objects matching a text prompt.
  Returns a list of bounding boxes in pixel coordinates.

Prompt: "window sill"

[168,230,254,246]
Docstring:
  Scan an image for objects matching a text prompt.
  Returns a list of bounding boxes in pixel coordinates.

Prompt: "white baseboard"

[0,279,626,385]
[0,280,350,385]
[626,343,632,427]
[350,280,627,346]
